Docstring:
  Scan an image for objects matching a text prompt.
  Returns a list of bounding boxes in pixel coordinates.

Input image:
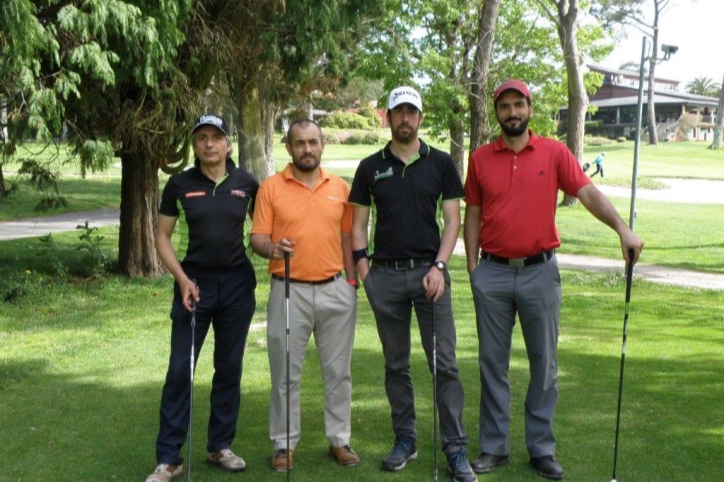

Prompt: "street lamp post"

[629,38,677,231]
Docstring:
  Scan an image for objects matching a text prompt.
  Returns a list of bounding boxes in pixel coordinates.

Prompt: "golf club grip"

[625,249,634,303]
[284,252,290,298]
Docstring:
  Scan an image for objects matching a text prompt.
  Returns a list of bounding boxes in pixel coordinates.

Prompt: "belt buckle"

[509,258,525,268]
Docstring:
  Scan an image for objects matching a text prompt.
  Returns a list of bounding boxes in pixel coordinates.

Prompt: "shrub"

[357,106,382,127]
[584,135,613,146]
[617,136,627,143]
[319,112,371,130]
[343,131,380,145]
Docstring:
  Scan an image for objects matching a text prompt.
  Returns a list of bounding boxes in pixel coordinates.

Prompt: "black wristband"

[352,248,368,263]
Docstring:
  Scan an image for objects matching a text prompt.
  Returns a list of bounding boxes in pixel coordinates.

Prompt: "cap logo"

[198,115,223,129]
[391,89,420,103]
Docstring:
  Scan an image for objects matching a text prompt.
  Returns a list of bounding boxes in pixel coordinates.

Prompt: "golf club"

[284,251,291,480]
[188,282,197,482]
[431,299,438,482]
[611,249,634,482]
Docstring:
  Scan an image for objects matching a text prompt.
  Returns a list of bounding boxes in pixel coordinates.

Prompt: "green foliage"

[0,223,113,302]
[16,158,68,210]
[356,106,382,126]
[319,112,372,130]
[685,76,721,98]
[77,140,115,177]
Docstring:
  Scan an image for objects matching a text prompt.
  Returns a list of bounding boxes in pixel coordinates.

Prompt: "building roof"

[588,64,680,85]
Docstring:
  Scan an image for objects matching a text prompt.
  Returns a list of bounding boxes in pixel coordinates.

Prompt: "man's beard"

[391,123,418,144]
[499,116,530,137]
[292,154,321,172]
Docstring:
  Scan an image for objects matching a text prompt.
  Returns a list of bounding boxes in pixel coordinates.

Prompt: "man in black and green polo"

[146,114,258,482]
[349,87,476,482]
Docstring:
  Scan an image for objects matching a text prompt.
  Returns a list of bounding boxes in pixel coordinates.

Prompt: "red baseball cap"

[493,79,531,102]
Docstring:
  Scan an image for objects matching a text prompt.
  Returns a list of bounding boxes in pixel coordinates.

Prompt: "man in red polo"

[463,80,644,480]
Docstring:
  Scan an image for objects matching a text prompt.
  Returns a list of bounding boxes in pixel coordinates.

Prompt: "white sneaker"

[145,464,182,482]
[207,448,246,472]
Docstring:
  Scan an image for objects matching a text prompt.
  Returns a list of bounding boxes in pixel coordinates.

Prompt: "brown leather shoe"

[271,448,294,471]
[329,445,360,467]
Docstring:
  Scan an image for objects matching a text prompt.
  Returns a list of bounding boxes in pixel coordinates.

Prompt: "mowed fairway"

[1,139,723,481]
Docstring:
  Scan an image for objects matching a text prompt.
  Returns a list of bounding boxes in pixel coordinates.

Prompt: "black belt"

[372,258,435,270]
[271,272,342,285]
[482,250,554,268]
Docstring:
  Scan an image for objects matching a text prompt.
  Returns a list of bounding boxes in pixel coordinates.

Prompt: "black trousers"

[155,263,256,465]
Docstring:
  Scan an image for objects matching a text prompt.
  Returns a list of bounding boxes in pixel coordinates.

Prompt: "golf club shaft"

[432,299,438,482]
[188,285,197,482]
[284,252,291,480]
[612,250,634,480]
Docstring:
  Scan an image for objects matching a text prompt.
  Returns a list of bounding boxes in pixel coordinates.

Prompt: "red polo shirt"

[464,131,591,258]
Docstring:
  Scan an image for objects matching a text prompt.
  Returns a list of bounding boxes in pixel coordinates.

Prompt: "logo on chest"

[231,189,247,198]
[374,167,394,182]
[185,191,206,198]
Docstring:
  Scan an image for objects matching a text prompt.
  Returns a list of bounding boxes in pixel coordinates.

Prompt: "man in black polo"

[349,86,476,482]
[146,114,258,482]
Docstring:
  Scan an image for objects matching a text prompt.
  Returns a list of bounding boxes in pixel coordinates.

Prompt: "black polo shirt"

[159,158,259,270]
[349,140,464,260]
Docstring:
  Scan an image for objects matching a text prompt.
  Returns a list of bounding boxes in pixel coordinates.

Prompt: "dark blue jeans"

[155,262,256,465]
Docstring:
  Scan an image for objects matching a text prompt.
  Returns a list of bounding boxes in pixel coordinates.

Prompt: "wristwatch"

[434,260,446,271]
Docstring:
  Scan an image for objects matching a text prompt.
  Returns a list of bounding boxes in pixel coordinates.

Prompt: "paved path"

[1,206,722,290]
[0,207,120,241]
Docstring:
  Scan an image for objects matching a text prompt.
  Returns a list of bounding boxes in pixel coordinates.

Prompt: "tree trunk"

[449,115,465,181]
[468,0,501,152]
[259,77,279,177]
[118,147,163,277]
[0,164,6,197]
[236,82,275,182]
[646,9,662,145]
[555,0,587,206]
[710,72,724,149]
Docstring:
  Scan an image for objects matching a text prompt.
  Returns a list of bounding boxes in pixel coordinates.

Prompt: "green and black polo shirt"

[159,158,259,270]
[349,140,464,260]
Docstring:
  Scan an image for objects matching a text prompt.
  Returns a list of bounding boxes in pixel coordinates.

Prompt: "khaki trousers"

[267,276,357,449]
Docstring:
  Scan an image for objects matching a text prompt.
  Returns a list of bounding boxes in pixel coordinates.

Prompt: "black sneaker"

[470,452,509,474]
[447,448,477,482]
[382,438,417,471]
[530,455,564,480]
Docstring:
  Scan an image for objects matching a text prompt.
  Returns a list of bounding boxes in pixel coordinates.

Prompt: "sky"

[601,0,724,88]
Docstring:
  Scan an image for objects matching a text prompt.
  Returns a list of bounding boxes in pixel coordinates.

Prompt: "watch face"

[435,261,446,270]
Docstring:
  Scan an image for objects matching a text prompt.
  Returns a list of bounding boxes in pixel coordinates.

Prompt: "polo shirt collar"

[492,129,539,152]
[280,163,331,181]
[193,157,237,171]
[382,139,431,161]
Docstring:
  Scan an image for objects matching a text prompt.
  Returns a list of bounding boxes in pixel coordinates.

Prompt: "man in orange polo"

[251,119,359,472]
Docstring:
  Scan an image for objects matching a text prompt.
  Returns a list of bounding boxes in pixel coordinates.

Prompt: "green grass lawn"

[1,249,722,482]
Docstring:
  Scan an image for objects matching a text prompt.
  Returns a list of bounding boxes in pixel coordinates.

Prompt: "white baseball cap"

[387,86,423,112]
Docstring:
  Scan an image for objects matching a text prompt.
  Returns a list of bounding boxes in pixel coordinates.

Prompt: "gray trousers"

[470,254,561,458]
[363,264,468,453]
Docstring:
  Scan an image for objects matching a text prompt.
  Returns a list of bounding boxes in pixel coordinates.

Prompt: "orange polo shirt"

[251,164,352,280]
[465,131,591,258]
